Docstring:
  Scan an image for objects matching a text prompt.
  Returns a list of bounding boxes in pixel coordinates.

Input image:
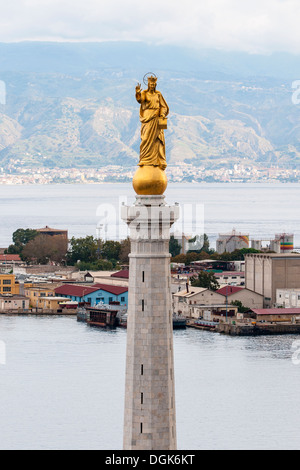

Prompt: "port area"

[187,319,219,331]
[217,321,300,336]
[0,308,77,316]
[186,318,300,336]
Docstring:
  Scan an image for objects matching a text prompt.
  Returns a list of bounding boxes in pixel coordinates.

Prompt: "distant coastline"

[1,163,299,185]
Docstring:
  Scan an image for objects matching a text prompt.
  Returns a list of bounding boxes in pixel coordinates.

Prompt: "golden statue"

[132,74,169,195]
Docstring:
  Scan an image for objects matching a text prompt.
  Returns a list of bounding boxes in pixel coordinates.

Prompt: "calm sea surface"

[0,183,300,450]
[0,316,299,450]
[0,182,299,247]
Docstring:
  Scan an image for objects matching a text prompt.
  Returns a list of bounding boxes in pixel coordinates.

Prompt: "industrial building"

[251,233,294,253]
[276,288,300,308]
[216,229,249,254]
[245,253,300,307]
[217,230,294,255]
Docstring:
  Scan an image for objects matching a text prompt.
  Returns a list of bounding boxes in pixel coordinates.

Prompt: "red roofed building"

[54,283,128,306]
[249,308,300,322]
[0,254,22,263]
[217,286,264,309]
[55,285,99,297]
[92,283,128,296]
[217,286,244,296]
[111,269,129,279]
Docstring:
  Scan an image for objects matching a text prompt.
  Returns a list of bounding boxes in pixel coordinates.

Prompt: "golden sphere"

[132,166,168,195]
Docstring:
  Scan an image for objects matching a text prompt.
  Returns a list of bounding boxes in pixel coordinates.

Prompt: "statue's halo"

[143,72,157,86]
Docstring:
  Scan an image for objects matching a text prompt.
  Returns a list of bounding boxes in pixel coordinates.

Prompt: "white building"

[214,271,245,286]
[173,287,225,317]
[216,229,249,254]
[0,294,29,311]
[190,304,239,321]
[276,288,300,308]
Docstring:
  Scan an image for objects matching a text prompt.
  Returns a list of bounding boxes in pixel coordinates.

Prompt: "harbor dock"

[217,321,300,336]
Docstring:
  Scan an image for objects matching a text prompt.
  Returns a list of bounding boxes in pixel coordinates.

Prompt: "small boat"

[192,319,219,329]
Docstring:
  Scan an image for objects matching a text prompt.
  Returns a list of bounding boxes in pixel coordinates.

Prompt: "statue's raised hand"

[136,83,142,93]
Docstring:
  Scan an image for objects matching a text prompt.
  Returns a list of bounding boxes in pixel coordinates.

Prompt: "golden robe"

[137,90,169,170]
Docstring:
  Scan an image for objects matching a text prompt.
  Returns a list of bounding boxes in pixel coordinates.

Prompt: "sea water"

[0,183,300,449]
[0,316,299,450]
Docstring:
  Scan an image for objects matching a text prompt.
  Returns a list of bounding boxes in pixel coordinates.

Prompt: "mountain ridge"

[0,42,299,170]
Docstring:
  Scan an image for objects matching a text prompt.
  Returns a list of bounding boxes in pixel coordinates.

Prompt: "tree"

[185,251,211,264]
[77,259,114,271]
[6,228,38,255]
[171,253,188,264]
[67,236,98,265]
[169,235,181,257]
[191,271,220,291]
[119,238,131,264]
[101,240,121,261]
[215,248,261,261]
[22,234,67,264]
[171,251,211,265]
[231,300,249,313]
[13,228,38,246]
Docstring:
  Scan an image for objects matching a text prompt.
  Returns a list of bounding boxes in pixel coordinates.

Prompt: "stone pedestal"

[122,195,179,450]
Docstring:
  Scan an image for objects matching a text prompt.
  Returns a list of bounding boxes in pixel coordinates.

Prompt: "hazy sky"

[1,0,300,54]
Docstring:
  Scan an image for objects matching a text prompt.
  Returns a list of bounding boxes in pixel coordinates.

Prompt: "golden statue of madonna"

[132,74,169,195]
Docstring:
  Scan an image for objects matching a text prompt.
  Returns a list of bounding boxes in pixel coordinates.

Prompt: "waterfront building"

[190,303,238,320]
[173,287,225,317]
[0,294,29,311]
[54,283,128,306]
[248,308,300,323]
[245,253,300,307]
[216,286,264,309]
[35,296,75,311]
[24,284,57,308]
[0,274,20,295]
[276,288,300,308]
[92,283,128,305]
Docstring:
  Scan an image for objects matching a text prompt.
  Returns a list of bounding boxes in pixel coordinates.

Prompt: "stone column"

[122,195,179,450]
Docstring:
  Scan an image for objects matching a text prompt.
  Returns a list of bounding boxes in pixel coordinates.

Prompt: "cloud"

[1,0,300,54]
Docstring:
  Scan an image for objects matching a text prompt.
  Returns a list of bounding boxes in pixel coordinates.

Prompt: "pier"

[217,322,300,336]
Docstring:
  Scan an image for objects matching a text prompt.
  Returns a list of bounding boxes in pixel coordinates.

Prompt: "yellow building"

[0,274,20,295]
[36,296,73,310]
[24,285,57,308]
